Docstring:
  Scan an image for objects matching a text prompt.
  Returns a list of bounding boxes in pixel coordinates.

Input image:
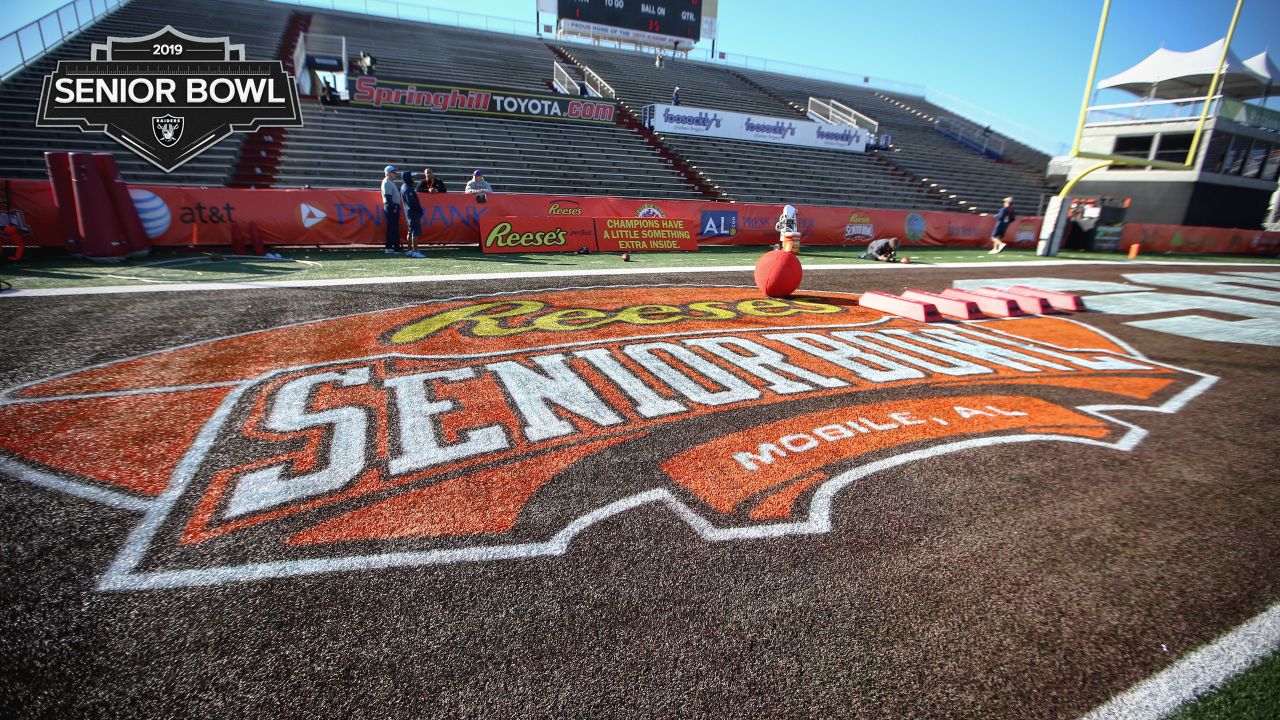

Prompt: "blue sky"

[5,0,1278,153]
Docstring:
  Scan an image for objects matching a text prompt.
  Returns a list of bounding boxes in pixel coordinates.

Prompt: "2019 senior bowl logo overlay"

[0,286,1214,591]
[36,26,302,172]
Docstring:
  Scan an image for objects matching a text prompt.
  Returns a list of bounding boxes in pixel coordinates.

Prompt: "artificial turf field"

[1,250,1278,718]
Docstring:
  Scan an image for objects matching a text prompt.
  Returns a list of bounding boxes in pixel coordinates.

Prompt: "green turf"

[1168,651,1280,720]
[1,245,1277,290]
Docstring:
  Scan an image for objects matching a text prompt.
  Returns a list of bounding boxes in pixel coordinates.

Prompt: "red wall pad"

[43,152,82,255]
[93,153,150,258]
[68,152,128,261]
[969,287,1059,314]
[1005,286,1087,312]
[859,291,943,322]
[941,289,1024,317]
[900,289,982,319]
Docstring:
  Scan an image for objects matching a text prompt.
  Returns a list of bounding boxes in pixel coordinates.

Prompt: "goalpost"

[1038,0,1246,256]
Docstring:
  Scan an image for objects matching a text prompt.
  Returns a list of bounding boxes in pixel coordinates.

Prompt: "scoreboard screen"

[558,0,703,42]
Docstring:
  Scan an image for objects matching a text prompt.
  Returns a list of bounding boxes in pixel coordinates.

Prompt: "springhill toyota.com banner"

[645,103,868,153]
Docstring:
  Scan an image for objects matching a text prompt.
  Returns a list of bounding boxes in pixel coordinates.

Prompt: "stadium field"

[2,259,1277,718]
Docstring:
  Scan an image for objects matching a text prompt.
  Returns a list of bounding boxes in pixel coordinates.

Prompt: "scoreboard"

[558,0,703,42]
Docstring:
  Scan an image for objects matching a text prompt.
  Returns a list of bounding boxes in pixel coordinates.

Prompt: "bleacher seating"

[732,67,1060,213]
[275,10,696,197]
[0,0,293,186]
[558,44,952,210]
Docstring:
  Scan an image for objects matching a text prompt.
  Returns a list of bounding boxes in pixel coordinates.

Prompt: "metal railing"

[579,62,615,99]
[552,60,576,95]
[936,116,1006,159]
[1085,95,1280,134]
[1085,96,1222,126]
[0,0,130,81]
[807,97,879,133]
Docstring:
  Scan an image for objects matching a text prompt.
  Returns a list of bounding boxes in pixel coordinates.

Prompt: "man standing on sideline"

[989,196,1015,254]
[381,165,402,254]
[417,167,447,194]
[400,170,426,258]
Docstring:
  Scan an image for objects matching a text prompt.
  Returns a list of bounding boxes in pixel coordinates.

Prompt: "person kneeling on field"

[400,170,426,258]
[860,237,899,262]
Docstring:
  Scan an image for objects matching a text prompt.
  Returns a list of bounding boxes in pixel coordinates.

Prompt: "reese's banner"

[349,76,617,124]
[480,215,598,253]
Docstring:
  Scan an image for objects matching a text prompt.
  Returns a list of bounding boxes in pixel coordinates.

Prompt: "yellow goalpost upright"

[1037,0,1246,255]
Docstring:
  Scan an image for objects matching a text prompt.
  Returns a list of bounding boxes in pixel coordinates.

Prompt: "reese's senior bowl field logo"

[36,26,302,172]
[0,286,1214,591]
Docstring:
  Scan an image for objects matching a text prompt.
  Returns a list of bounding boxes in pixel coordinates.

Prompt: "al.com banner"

[349,76,617,124]
[1121,223,1280,255]
[645,103,868,153]
[3,178,1048,250]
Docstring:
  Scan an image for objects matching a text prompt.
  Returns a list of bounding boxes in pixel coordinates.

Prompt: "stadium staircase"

[546,45,726,201]
[230,10,311,188]
[0,0,294,186]
[557,44,957,211]
[734,67,1061,213]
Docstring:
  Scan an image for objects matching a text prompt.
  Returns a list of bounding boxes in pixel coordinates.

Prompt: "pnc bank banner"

[349,76,617,124]
[646,103,868,153]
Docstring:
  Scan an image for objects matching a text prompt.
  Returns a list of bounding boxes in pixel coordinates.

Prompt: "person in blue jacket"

[989,196,1015,254]
[400,170,425,258]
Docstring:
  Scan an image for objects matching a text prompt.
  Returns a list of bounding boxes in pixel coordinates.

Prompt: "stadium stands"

[731,67,1060,213]
[0,0,1060,213]
[557,44,954,210]
[272,11,696,198]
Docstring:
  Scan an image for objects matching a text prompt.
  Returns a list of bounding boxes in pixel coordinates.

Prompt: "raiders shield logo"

[152,115,183,147]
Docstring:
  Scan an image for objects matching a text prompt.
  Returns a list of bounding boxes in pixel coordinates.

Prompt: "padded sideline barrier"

[94,153,150,258]
[42,153,83,256]
[68,153,128,261]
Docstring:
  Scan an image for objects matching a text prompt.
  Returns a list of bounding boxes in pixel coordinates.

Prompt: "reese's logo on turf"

[36,26,302,172]
[0,286,1214,590]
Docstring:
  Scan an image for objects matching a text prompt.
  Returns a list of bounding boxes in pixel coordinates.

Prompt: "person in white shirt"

[380,165,401,253]
[465,169,493,198]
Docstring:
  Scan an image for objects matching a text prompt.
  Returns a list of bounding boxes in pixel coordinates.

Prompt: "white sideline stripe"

[1077,602,1280,720]
[3,259,1275,298]
[0,456,151,512]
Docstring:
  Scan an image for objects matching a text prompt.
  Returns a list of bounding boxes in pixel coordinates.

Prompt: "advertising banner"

[479,215,598,253]
[3,178,1052,251]
[349,76,617,124]
[646,103,868,153]
[595,217,697,252]
[1121,223,1280,255]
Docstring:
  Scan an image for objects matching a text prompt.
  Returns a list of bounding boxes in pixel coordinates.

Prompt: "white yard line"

[1078,602,1280,719]
[3,259,1276,298]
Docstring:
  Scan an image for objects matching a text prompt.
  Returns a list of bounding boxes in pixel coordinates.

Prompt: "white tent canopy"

[1244,50,1280,90]
[1098,39,1273,100]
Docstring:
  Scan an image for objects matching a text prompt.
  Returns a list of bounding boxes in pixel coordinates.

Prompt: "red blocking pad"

[941,288,1024,317]
[970,288,1059,314]
[900,290,982,319]
[859,291,943,323]
[1006,286,1087,312]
